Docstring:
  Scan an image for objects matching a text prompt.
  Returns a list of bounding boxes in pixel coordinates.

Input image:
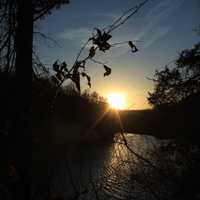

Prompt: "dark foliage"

[148,42,200,108]
[32,76,109,129]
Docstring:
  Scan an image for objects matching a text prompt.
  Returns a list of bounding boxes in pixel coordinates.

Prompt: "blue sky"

[36,0,200,109]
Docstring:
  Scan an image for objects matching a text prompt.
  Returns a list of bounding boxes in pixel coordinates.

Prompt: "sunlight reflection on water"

[43,133,172,200]
[96,133,162,199]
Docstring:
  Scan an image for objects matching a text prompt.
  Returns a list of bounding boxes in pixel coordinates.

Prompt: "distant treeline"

[120,91,200,143]
[33,76,106,125]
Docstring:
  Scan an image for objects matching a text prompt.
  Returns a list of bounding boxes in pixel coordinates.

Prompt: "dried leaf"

[53,61,60,72]
[81,72,91,87]
[72,72,80,92]
[99,42,111,52]
[128,41,138,53]
[128,41,134,48]
[92,29,112,52]
[96,28,102,38]
[103,65,111,77]
[102,32,112,42]
[89,46,96,58]
[60,62,67,72]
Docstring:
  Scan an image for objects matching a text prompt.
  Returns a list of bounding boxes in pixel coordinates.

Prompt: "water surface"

[46,133,173,200]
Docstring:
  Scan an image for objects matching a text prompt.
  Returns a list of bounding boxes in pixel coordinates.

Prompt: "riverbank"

[119,105,200,144]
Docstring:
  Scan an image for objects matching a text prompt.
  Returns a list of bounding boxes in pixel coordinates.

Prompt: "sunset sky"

[36,0,200,109]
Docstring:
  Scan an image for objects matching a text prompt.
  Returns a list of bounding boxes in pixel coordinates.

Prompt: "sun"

[107,93,126,110]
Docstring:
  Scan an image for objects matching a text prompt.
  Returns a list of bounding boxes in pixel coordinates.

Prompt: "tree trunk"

[13,0,33,199]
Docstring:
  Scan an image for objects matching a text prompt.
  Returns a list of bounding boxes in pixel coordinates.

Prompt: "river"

[33,132,193,200]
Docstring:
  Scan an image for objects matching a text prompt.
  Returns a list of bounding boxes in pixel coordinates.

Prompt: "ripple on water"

[45,133,174,200]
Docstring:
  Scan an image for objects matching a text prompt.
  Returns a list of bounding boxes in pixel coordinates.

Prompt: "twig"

[107,0,151,33]
[34,31,62,48]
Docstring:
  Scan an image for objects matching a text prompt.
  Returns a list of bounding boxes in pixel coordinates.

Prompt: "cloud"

[142,26,172,48]
[57,0,186,58]
[95,12,119,20]
[134,0,186,48]
[105,0,186,58]
[57,12,119,43]
[104,0,186,58]
[58,27,92,43]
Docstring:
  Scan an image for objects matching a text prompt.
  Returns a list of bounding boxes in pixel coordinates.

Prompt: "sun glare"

[107,93,126,110]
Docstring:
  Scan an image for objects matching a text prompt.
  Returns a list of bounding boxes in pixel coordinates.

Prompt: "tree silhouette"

[148,41,200,108]
[0,1,70,200]
[0,0,70,72]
